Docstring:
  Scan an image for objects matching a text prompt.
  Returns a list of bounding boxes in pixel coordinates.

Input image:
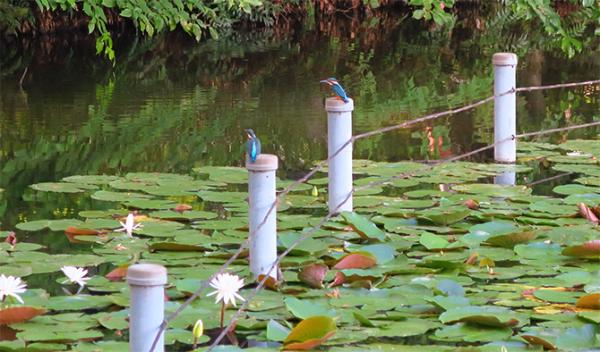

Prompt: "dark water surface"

[1,8,599,230]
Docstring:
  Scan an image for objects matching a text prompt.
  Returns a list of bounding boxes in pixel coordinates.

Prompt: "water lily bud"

[193,319,204,339]
[311,186,319,197]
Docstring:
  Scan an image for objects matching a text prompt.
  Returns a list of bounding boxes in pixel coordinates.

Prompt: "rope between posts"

[210,118,600,349]
[148,78,600,352]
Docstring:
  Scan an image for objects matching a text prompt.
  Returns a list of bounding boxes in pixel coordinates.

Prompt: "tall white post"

[247,154,278,279]
[127,263,167,352]
[493,52,518,163]
[326,97,354,214]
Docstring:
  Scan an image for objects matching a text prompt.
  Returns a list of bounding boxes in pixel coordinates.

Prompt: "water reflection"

[0,8,598,225]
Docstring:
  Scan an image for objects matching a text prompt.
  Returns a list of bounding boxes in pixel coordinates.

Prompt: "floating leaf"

[267,319,291,342]
[439,306,521,327]
[419,207,471,226]
[125,199,177,210]
[105,266,128,282]
[16,219,83,232]
[576,293,600,309]
[0,306,46,325]
[284,297,336,319]
[62,175,120,185]
[434,322,513,342]
[298,264,328,289]
[333,252,377,270]
[562,240,600,259]
[30,182,96,193]
[533,289,579,304]
[556,324,598,350]
[553,184,600,195]
[348,244,395,264]
[65,227,100,236]
[283,316,336,350]
[452,183,531,197]
[341,212,386,241]
[419,232,450,250]
[485,230,537,248]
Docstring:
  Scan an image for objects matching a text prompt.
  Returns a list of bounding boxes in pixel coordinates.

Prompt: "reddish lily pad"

[0,306,47,325]
[562,240,600,259]
[298,264,328,288]
[333,252,377,270]
[576,293,600,309]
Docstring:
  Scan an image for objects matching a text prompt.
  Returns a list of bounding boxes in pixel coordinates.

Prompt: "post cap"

[326,97,354,112]
[126,263,167,286]
[246,154,278,171]
[493,53,518,66]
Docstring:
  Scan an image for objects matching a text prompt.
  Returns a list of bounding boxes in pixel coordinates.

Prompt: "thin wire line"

[526,172,573,187]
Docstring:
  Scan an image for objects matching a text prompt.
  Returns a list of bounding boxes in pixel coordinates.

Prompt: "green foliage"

[33,0,267,61]
[501,0,599,57]
[405,0,599,57]
[409,0,455,26]
[0,1,32,33]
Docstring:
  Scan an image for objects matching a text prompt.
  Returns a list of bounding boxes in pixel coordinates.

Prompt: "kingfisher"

[320,77,350,103]
[245,129,261,162]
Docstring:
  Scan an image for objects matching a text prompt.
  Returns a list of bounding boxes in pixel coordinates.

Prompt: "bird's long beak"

[319,79,331,85]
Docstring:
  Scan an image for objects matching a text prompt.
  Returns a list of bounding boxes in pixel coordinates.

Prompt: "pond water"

[1,8,599,229]
[0,6,599,351]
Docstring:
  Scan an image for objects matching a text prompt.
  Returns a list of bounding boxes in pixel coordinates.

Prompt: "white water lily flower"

[117,213,143,237]
[206,273,245,307]
[61,266,90,288]
[0,274,27,304]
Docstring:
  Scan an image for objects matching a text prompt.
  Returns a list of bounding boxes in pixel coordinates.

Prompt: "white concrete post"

[127,264,167,352]
[493,53,518,163]
[247,154,278,279]
[326,97,354,214]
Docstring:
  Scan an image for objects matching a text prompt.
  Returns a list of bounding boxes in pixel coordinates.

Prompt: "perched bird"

[245,128,261,162]
[320,77,350,103]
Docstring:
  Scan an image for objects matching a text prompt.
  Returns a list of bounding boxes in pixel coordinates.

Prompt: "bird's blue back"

[331,82,349,103]
[246,137,261,162]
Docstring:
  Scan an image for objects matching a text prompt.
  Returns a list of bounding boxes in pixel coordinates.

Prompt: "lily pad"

[439,306,522,327]
[341,212,386,241]
[283,316,337,350]
[284,297,336,319]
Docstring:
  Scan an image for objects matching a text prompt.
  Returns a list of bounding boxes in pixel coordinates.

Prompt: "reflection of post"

[127,264,167,352]
[493,53,517,163]
[326,97,354,214]
[494,171,516,186]
[523,49,545,124]
[247,154,278,279]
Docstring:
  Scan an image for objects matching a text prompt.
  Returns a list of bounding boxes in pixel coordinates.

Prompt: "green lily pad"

[62,175,121,185]
[434,323,513,342]
[30,182,97,193]
[452,183,532,197]
[533,289,580,303]
[439,306,522,327]
[284,297,336,319]
[341,212,386,241]
[266,319,291,341]
[419,207,471,226]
